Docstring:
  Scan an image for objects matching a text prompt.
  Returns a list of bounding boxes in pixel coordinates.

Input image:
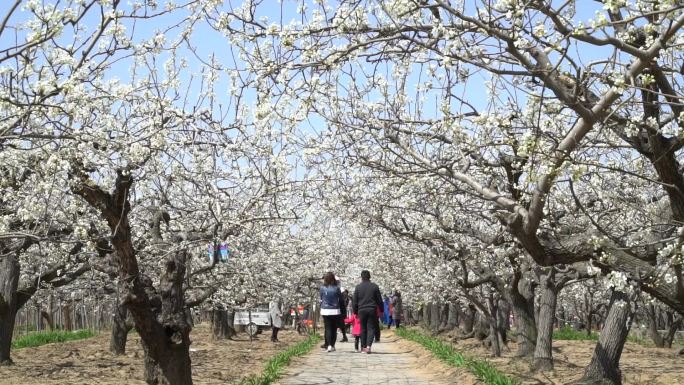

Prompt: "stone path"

[276,331,453,385]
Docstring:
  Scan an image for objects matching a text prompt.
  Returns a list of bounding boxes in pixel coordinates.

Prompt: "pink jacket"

[344,314,362,336]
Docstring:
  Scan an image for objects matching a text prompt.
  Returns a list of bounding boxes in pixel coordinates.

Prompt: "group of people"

[319,270,402,354]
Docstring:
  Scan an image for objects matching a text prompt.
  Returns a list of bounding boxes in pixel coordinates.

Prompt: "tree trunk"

[646,304,664,348]
[663,316,683,348]
[447,302,459,330]
[559,306,567,329]
[63,302,74,331]
[430,302,440,332]
[211,309,236,339]
[439,303,450,330]
[40,310,55,331]
[0,254,20,365]
[487,294,501,357]
[575,290,633,385]
[74,175,194,385]
[422,304,430,328]
[136,252,193,385]
[534,270,559,371]
[462,304,476,333]
[510,281,537,357]
[497,300,509,344]
[110,302,134,355]
[404,308,413,325]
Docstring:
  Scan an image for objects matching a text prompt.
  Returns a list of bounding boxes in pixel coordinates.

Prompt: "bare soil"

[0,324,307,385]
[389,330,478,385]
[439,330,684,385]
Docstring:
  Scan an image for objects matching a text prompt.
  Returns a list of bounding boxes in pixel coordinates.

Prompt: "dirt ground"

[0,324,307,385]
[438,330,684,385]
[389,331,478,385]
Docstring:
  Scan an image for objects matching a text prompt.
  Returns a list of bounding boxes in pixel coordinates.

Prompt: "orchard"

[1,1,684,385]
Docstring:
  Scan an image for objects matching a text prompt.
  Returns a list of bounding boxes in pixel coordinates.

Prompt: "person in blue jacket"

[383,296,391,325]
[320,271,342,352]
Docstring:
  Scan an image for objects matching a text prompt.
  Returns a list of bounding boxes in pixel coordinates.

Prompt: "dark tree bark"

[421,303,430,328]
[63,302,74,331]
[486,294,501,357]
[663,315,683,348]
[74,172,193,385]
[497,300,509,343]
[404,308,414,325]
[447,302,459,330]
[461,304,476,333]
[534,269,559,371]
[0,240,88,364]
[110,302,135,355]
[510,276,537,357]
[585,292,595,337]
[40,310,55,331]
[430,302,441,332]
[211,309,236,339]
[646,304,665,348]
[439,303,450,330]
[0,254,20,366]
[558,306,567,329]
[141,253,193,385]
[575,290,634,385]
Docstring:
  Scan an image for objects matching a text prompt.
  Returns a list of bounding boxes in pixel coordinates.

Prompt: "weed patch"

[234,334,320,385]
[396,328,519,385]
[12,329,97,349]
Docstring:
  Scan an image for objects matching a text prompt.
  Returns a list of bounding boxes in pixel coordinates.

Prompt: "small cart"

[234,305,271,338]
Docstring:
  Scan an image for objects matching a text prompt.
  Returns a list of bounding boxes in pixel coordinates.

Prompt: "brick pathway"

[276,331,452,385]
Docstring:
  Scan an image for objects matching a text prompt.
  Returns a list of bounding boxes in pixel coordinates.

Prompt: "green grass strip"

[396,328,519,385]
[553,326,599,341]
[12,329,97,349]
[234,334,320,385]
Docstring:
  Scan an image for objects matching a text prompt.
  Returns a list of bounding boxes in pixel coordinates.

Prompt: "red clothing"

[344,313,362,336]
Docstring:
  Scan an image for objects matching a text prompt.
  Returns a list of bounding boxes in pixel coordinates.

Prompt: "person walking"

[269,298,283,342]
[374,304,381,342]
[353,270,383,354]
[383,296,392,328]
[391,290,403,328]
[338,287,349,342]
[344,312,362,352]
[320,271,342,352]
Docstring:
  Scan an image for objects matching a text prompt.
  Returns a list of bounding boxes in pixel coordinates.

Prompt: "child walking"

[344,313,362,352]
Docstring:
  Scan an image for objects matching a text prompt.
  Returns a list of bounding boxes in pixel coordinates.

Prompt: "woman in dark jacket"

[338,288,349,342]
[320,272,342,352]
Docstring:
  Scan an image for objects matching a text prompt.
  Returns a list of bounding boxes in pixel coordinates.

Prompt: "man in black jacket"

[353,270,383,353]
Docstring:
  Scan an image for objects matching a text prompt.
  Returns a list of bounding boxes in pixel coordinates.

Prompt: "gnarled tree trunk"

[0,254,19,365]
[429,302,441,332]
[110,302,135,355]
[558,306,567,329]
[534,269,559,371]
[486,294,501,357]
[421,303,430,328]
[510,277,537,357]
[439,303,450,331]
[137,252,193,385]
[461,304,476,333]
[74,173,194,385]
[646,304,664,348]
[211,309,236,339]
[663,315,683,348]
[575,290,633,385]
[447,302,460,330]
